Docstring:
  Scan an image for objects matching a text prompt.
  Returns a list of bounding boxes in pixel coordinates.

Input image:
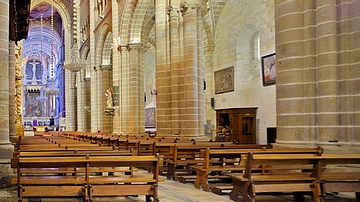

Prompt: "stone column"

[168,6,181,135]
[274,1,360,150]
[196,6,205,136]
[315,0,338,143]
[9,41,16,143]
[275,0,316,146]
[155,0,171,136]
[84,78,91,131]
[349,1,360,141]
[180,2,199,137]
[111,0,120,134]
[275,0,318,147]
[91,66,100,132]
[204,45,215,139]
[76,70,86,131]
[0,0,13,187]
[99,64,113,133]
[65,70,77,131]
[118,46,130,134]
[127,43,145,135]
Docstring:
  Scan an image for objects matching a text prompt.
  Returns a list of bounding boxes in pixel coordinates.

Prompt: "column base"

[0,144,14,188]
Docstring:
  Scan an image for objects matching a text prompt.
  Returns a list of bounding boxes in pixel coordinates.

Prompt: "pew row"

[12,155,161,202]
[227,153,360,202]
[190,146,323,192]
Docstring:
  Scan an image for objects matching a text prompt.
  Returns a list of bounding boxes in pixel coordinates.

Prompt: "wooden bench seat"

[190,147,324,193]
[12,155,161,202]
[227,152,360,202]
[16,175,87,184]
[89,173,157,183]
[165,144,272,181]
[310,154,360,201]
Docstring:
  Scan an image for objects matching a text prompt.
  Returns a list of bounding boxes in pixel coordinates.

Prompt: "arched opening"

[22,3,65,132]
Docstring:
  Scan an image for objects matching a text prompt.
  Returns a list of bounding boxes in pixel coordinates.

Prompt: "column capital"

[100,64,112,71]
[128,43,143,50]
[167,6,179,18]
[180,2,198,14]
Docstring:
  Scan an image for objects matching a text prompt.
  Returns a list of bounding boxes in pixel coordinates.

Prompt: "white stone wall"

[212,0,276,144]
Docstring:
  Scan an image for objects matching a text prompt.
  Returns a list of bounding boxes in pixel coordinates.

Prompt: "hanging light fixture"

[50,2,55,79]
[40,13,43,60]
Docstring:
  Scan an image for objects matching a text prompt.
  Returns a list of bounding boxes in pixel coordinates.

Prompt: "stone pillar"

[0,0,13,188]
[111,0,120,134]
[350,1,360,141]
[84,78,91,131]
[204,45,215,139]
[127,44,145,135]
[180,2,199,137]
[91,66,100,132]
[196,6,205,136]
[9,41,16,143]
[65,70,77,131]
[275,0,360,150]
[168,6,181,135]
[315,0,338,143]
[275,0,316,146]
[99,64,113,133]
[118,46,130,134]
[337,0,360,143]
[155,0,171,136]
[76,70,86,131]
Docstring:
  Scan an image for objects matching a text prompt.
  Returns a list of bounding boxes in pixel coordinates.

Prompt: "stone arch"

[95,23,112,67]
[130,1,153,44]
[30,0,72,62]
[118,2,136,45]
[102,32,113,65]
[80,44,91,78]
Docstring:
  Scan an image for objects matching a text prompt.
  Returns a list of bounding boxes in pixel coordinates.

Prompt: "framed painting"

[261,53,276,86]
[214,66,234,94]
[145,107,156,127]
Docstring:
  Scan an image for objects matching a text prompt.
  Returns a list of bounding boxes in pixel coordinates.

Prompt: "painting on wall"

[145,107,156,127]
[25,93,42,117]
[214,66,234,94]
[261,53,276,86]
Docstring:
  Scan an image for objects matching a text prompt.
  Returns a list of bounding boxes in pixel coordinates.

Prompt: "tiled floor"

[2,176,358,202]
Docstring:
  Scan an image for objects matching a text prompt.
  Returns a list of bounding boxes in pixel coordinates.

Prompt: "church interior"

[1,0,360,201]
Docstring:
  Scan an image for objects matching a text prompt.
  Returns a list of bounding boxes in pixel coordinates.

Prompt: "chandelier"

[64,54,86,72]
[63,3,85,72]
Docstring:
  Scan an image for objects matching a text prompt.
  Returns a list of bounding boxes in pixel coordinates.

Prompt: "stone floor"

[2,176,359,202]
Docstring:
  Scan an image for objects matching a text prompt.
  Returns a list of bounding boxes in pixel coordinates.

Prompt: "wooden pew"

[13,155,161,202]
[14,156,89,201]
[310,153,360,201]
[12,149,136,177]
[191,147,323,193]
[87,155,161,202]
[166,143,272,181]
[226,152,360,202]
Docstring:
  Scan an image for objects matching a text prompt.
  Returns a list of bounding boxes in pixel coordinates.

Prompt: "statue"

[105,88,113,108]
